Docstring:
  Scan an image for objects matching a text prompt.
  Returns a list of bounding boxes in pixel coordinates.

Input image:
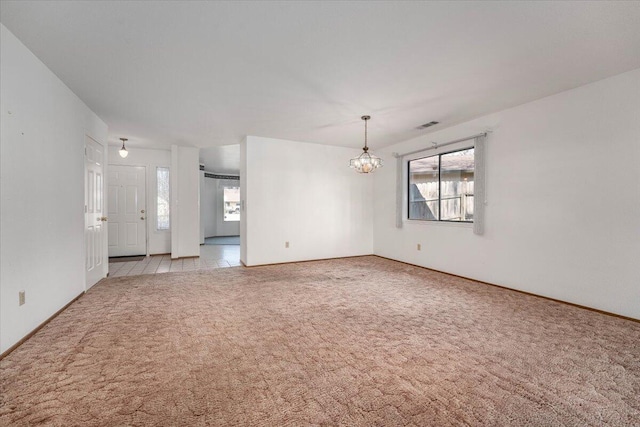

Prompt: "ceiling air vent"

[417,121,439,129]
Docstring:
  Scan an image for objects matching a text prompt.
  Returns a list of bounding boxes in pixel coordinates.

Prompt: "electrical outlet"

[285,241,290,248]
[19,291,25,306]
[417,244,421,251]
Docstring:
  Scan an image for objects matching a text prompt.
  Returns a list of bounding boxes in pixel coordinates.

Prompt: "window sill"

[405,220,473,228]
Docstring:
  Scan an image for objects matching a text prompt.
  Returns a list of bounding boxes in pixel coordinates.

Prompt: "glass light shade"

[350,115,382,173]
[119,147,128,158]
[349,150,383,174]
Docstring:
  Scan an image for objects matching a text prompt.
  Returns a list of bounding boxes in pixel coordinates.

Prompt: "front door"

[85,136,106,289]
[108,165,147,257]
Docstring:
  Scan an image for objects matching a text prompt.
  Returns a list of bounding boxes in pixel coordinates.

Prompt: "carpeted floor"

[1,256,639,426]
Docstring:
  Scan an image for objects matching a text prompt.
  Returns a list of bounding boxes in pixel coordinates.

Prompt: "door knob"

[98,216,108,221]
[141,209,145,214]
[140,217,145,220]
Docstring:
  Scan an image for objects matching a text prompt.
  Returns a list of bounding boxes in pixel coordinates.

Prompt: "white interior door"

[108,165,147,257]
[85,136,106,289]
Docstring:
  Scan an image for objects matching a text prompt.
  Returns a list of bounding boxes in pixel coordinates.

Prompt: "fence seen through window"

[408,148,474,222]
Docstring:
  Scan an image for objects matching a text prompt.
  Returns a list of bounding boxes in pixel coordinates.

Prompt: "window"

[157,167,170,230]
[223,186,240,222]
[408,147,474,222]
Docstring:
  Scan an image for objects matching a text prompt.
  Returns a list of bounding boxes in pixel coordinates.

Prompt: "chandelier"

[349,115,382,173]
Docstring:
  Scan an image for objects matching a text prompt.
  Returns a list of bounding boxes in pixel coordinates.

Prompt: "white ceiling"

[2,1,639,152]
[200,145,240,175]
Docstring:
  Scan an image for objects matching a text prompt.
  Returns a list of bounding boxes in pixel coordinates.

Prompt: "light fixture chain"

[365,118,368,149]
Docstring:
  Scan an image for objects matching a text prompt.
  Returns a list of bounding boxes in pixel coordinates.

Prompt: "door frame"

[107,163,150,257]
[84,133,108,290]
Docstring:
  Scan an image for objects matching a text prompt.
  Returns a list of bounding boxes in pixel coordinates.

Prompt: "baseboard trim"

[374,255,639,323]
[0,291,85,360]
[242,254,374,268]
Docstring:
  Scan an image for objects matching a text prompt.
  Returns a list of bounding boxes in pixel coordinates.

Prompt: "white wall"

[201,176,218,238]
[201,175,241,238]
[374,68,640,319]
[199,171,206,244]
[0,25,108,354]
[171,146,200,258]
[108,147,171,255]
[243,136,373,266]
[240,139,248,264]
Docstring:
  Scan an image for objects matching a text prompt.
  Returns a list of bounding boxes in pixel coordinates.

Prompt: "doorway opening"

[199,145,241,266]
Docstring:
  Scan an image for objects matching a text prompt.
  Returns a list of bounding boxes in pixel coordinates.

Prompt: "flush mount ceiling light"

[118,138,129,158]
[349,115,383,173]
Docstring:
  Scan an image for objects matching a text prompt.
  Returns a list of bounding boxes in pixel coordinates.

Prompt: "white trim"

[401,140,481,228]
[394,132,487,159]
[473,134,486,235]
[405,219,473,228]
[106,163,149,257]
[155,166,171,233]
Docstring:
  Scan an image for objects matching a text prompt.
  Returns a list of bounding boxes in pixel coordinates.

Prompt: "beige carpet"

[1,256,639,426]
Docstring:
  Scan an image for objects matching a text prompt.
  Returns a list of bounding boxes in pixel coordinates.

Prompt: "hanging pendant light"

[349,115,382,173]
[118,138,129,158]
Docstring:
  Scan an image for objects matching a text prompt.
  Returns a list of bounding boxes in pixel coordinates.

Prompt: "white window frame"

[399,133,486,235]
[407,146,475,223]
[156,166,170,231]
